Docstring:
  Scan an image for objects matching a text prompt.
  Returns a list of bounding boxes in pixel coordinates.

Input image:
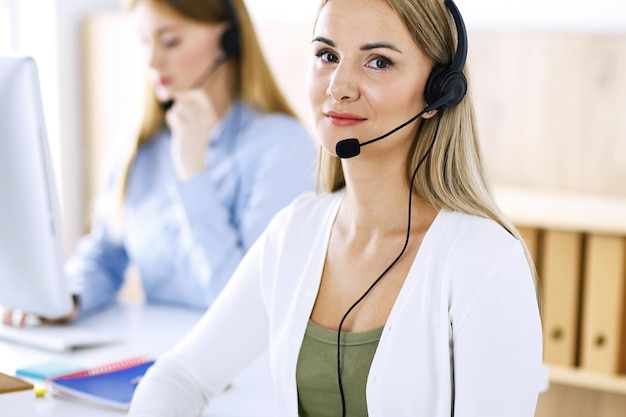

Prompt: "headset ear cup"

[424,66,467,111]
[438,70,467,109]
[220,25,240,59]
[424,65,447,109]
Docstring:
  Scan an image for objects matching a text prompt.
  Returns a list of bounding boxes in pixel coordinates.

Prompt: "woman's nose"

[146,45,164,71]
[326,62,360,103]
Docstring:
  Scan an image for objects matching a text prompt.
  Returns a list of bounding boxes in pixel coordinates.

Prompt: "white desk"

[0,302,277,416]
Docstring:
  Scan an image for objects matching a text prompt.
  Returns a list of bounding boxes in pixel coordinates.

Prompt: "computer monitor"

[0,55,73,319]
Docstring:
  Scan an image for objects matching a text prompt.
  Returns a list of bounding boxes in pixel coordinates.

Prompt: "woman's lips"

[156,76,171,87]
[325,111,367,127]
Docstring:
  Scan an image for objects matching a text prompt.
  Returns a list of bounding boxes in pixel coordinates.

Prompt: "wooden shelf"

[549,365,626,395]
[493,185,626,235]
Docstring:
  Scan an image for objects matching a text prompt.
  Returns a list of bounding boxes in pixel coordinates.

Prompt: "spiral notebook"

[48,356,154,411]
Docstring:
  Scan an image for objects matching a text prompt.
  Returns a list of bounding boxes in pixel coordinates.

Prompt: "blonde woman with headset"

[128,0,544,416]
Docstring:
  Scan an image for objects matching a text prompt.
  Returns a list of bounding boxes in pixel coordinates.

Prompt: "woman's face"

[307,0,434,158]
[131,1,225,101]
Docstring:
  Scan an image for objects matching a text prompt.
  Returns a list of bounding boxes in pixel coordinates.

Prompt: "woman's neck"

[338,160,436,239]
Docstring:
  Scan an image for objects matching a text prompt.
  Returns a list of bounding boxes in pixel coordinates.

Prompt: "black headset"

[423,0,468,111]
[220,0,240,59]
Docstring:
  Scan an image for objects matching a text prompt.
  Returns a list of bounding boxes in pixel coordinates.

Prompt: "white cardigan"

[128,191,545,417]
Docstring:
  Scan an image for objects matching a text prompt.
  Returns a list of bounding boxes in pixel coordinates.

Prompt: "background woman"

[3,0,316,324]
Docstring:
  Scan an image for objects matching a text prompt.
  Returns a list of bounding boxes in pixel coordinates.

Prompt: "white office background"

[0,0,624,252]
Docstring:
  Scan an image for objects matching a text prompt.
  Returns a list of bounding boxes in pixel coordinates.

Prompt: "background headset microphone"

[333,1,469,416]
[160,0,240,111]
[334,0,468,159]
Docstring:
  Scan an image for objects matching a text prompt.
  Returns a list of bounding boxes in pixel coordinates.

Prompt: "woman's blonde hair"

[114,0,295,215]
[316,0,539,294]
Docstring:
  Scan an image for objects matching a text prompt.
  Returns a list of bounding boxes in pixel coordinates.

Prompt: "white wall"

[246,0,626,31]
[0,1,12,52]
[461,0,626,31]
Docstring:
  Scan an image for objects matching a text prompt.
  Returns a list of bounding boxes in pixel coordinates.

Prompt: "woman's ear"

[421,108,438,119]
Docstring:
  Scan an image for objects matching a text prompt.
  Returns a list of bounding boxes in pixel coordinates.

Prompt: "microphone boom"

[334,91,454,159]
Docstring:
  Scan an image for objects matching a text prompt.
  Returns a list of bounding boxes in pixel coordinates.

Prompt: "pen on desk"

[34,385,47,398]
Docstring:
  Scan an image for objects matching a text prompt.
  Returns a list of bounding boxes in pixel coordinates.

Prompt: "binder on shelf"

[540,230,583,367]
[47,356,154,411]
[580,234,626,374]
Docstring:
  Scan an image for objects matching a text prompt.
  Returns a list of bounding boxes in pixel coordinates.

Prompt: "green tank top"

[296,319,384,417]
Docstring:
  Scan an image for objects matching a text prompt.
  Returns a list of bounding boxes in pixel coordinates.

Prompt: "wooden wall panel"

[469,32,626,196]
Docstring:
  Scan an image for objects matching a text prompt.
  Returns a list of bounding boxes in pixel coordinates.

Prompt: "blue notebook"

[16,361,86,380]
[48,358,154,410]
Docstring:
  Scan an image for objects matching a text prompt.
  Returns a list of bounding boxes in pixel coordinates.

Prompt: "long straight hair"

[315,0,539,294]
[114,0,295,219]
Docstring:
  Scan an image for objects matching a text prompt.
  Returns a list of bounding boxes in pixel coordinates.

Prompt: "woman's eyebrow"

[312,36,334,46]
[360,42,402,53]
[311,36,401,54]
[155,23,185,36]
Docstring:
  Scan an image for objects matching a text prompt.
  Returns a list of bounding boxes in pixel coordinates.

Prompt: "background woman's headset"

[220,0,240,59]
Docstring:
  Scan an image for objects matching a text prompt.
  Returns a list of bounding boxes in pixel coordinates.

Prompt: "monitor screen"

[0,55,73,319]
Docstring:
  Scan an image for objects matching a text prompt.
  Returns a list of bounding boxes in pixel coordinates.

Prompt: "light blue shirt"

[66,102,317,315]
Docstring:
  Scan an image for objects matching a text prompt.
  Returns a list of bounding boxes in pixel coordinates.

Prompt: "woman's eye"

[315,49,339,64]
[161,36,181,48]
[367,56,393,70]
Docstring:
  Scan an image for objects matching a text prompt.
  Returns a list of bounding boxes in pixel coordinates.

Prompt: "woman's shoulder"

[431,209,527,278]
[435,211,537,337]
[235,107,316,176]
[243,105,310,139]
[432,211,534,312]
[118,127,168,179]
[135,126,169,156]
[438,210,519,250]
